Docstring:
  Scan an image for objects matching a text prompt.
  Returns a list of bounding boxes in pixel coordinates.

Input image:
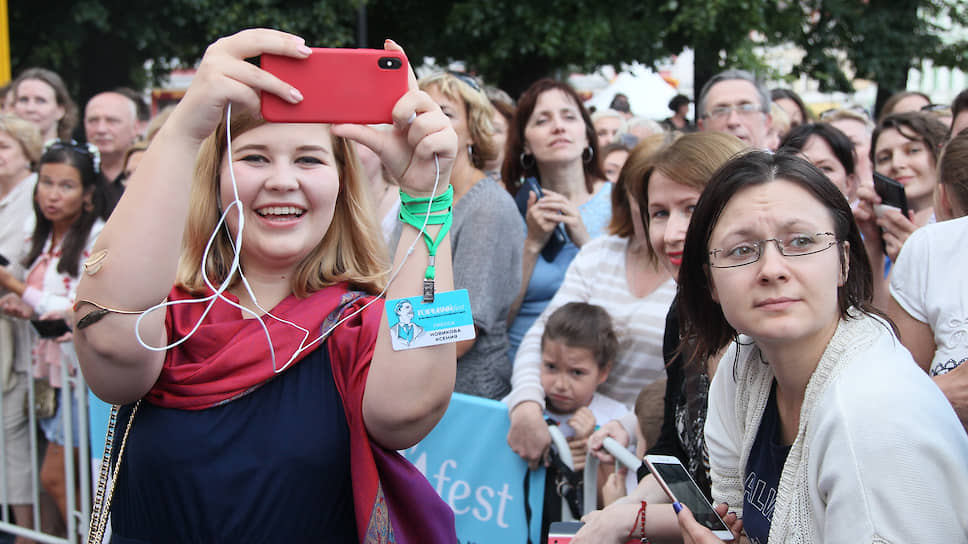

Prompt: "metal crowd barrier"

[0,347,93,544]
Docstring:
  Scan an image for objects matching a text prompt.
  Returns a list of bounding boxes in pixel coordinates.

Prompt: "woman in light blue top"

[502,78,612,359]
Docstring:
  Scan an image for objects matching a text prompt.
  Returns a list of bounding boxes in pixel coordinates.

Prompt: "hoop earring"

[582,146,594,164]
[519,152,535,170]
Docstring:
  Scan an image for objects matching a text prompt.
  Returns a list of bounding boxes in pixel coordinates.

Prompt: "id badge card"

[385,289,475,351]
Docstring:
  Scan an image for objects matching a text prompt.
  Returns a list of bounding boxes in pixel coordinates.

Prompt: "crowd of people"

[0,26,966,543]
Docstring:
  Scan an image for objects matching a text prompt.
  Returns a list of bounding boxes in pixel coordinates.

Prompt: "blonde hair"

[176,110,389,297]
[418,73,498,170]
[0,113,43,166]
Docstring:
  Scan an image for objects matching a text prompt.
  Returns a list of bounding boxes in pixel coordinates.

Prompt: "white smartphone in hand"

[644,454,735,540]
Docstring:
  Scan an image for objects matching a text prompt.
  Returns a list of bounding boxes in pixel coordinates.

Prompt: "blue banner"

[401,393,545,544]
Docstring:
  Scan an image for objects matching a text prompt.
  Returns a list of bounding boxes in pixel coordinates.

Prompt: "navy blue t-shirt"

[110,345,357,544]
[743,382,790,544]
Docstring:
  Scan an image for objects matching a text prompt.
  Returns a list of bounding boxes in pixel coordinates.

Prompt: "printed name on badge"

[385,289,475,351]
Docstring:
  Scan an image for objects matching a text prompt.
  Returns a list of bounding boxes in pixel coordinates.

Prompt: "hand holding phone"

[514,179,568,262]
[261,48,409,125]
[872,172,909,219]
[643,455,734,540]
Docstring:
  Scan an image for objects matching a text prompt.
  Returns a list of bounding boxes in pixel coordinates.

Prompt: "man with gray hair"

[84,90,140,184]
[697,69,772,148]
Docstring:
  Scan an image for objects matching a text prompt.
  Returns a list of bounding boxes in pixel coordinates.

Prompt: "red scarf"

[147,284,371,410]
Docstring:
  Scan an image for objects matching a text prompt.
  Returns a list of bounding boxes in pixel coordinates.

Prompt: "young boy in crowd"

[540,302,629,472]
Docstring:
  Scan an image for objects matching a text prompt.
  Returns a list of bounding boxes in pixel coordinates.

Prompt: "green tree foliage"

[781,0,968,111]
[9,0,358,109]
[367,0,668,97]
[366,0,804,97]
[9,0,966,113]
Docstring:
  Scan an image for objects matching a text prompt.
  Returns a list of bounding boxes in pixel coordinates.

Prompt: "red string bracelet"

[627,500,649,543]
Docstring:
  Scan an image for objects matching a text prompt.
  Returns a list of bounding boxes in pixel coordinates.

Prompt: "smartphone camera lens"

[378,57,402,70]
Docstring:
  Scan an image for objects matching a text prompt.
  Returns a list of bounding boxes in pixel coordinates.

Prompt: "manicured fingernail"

[672,502,683,514]
[297,44,312,55]
[290,87,304,102]
[407,112,417,125]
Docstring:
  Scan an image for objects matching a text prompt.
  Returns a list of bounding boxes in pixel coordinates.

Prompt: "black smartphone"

[514,179,568,262]
[0,253,8,267]
[30,318,71,339]
[873,172,909,218]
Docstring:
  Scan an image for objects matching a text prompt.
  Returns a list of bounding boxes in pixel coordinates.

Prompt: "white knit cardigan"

[705,311,968,543]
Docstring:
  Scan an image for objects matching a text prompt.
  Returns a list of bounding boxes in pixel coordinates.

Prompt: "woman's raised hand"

[331,40,457,197]
[169,28,312,144]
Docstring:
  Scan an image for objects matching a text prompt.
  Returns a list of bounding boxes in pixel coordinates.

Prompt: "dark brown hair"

[501,78,605,194]
[872,111,948,167]
[25,142,110,277]
[542,302,617,370]
[677,150,893,364]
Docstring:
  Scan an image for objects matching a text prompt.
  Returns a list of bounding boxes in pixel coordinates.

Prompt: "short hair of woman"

[632,131,746,251]
[0,113,44,165]
[780,122,856,175]
[878,90,931,123]
[771,88,811,123]
[176,110,388,297]
[871,111,948,166]
[419,72,499,171]
[25,142,109,276]
[678,150,886,364]
[501,78,605,194]
[607,132,677,240]
[13,67,78,141]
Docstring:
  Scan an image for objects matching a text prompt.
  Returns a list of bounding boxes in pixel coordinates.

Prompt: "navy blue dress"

[109,346,358,543]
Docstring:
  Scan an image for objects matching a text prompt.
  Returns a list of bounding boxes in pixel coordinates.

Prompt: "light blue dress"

[506,182,613,360]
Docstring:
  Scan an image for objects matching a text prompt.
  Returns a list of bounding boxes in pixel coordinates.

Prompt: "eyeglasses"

[447,71,482,93]
[921,103,951,115]
[702,103,765,120]
[818,105,871,121]
[708,232,839,268]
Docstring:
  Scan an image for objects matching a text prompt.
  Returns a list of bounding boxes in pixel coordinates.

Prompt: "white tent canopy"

[582,63,679,121]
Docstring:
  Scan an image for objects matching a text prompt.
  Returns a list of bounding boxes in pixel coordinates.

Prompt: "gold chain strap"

[88,400,141,543]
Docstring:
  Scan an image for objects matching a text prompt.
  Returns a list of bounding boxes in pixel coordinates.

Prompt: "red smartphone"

[261,48,409,125]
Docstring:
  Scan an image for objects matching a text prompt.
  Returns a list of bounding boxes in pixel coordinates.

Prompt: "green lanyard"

[398,185,454,302]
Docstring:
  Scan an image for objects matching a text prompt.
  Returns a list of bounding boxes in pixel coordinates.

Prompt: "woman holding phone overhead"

[675,151,968,542]
[72,29,458,543]
[503,78,612,359]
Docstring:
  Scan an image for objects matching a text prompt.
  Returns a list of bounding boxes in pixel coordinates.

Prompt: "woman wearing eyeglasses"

[0,140,110,534]
[674,151,968,542]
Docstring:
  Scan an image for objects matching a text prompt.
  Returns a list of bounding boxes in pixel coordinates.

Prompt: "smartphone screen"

[646,456,734,538]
